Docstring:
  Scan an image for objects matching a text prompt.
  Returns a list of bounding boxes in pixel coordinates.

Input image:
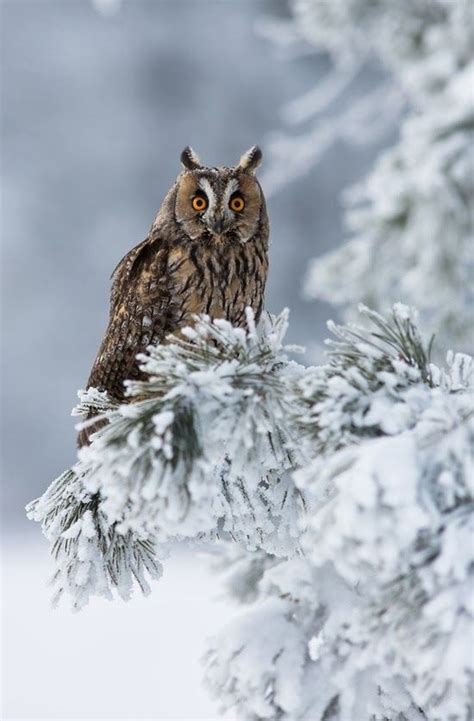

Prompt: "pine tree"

[27,306,473,719]
[261,0,473,353]
[204,307,473,721]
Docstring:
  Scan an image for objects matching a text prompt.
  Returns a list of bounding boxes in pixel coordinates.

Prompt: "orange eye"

[192,195,207,212]
[229,195,245,212]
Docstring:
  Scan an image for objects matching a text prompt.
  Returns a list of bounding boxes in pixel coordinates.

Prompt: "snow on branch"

[262,0,473,354]
[306,62,474,354]
[27,304,473,718]
[27,310,305,609]
[26,468,163,610]
[261,0,471,192]
[203,305,474,721]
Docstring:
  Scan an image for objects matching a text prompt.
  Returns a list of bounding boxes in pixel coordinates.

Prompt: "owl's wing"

[84,234,172,403]
[108,236,150,317]
[78,234,173,447]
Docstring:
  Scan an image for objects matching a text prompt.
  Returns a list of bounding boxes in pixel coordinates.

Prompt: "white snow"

[1,538,233,720]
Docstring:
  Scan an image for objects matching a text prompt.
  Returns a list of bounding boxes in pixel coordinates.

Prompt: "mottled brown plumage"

[78,146,269,446]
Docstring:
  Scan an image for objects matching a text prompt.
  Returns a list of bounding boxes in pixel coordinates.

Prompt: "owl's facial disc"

[175,169,262,243]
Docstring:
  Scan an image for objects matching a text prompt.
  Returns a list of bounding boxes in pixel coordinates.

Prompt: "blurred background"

[1,0,401,718]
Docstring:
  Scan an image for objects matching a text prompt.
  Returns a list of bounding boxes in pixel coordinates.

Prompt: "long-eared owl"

[78,146,269,446]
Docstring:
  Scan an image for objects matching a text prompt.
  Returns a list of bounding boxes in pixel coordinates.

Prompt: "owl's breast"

[167,239,268,329]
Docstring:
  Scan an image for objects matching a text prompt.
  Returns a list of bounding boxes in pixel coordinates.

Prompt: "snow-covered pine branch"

[305,61,474,354]
[262,0,471,189]
[203,305,474,721]
[262,0,473,353]
[26,467,163,610]
[286,0,471,103]
[26,310,305,610]
[27,304,473,719]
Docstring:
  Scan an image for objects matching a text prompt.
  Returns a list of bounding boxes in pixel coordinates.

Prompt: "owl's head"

[173,146,266,244]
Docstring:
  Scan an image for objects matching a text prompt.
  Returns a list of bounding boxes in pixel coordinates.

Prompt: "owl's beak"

[210,216,225,235]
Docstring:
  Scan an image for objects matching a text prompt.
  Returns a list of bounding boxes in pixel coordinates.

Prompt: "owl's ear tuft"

[180,146,202,171]
[238,145,262,173]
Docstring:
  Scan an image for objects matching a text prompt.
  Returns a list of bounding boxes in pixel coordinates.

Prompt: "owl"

[78,146,269,446]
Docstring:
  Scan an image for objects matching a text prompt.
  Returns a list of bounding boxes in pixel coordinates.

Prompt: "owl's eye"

[229,195,245,212]
[192,194,208,212]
